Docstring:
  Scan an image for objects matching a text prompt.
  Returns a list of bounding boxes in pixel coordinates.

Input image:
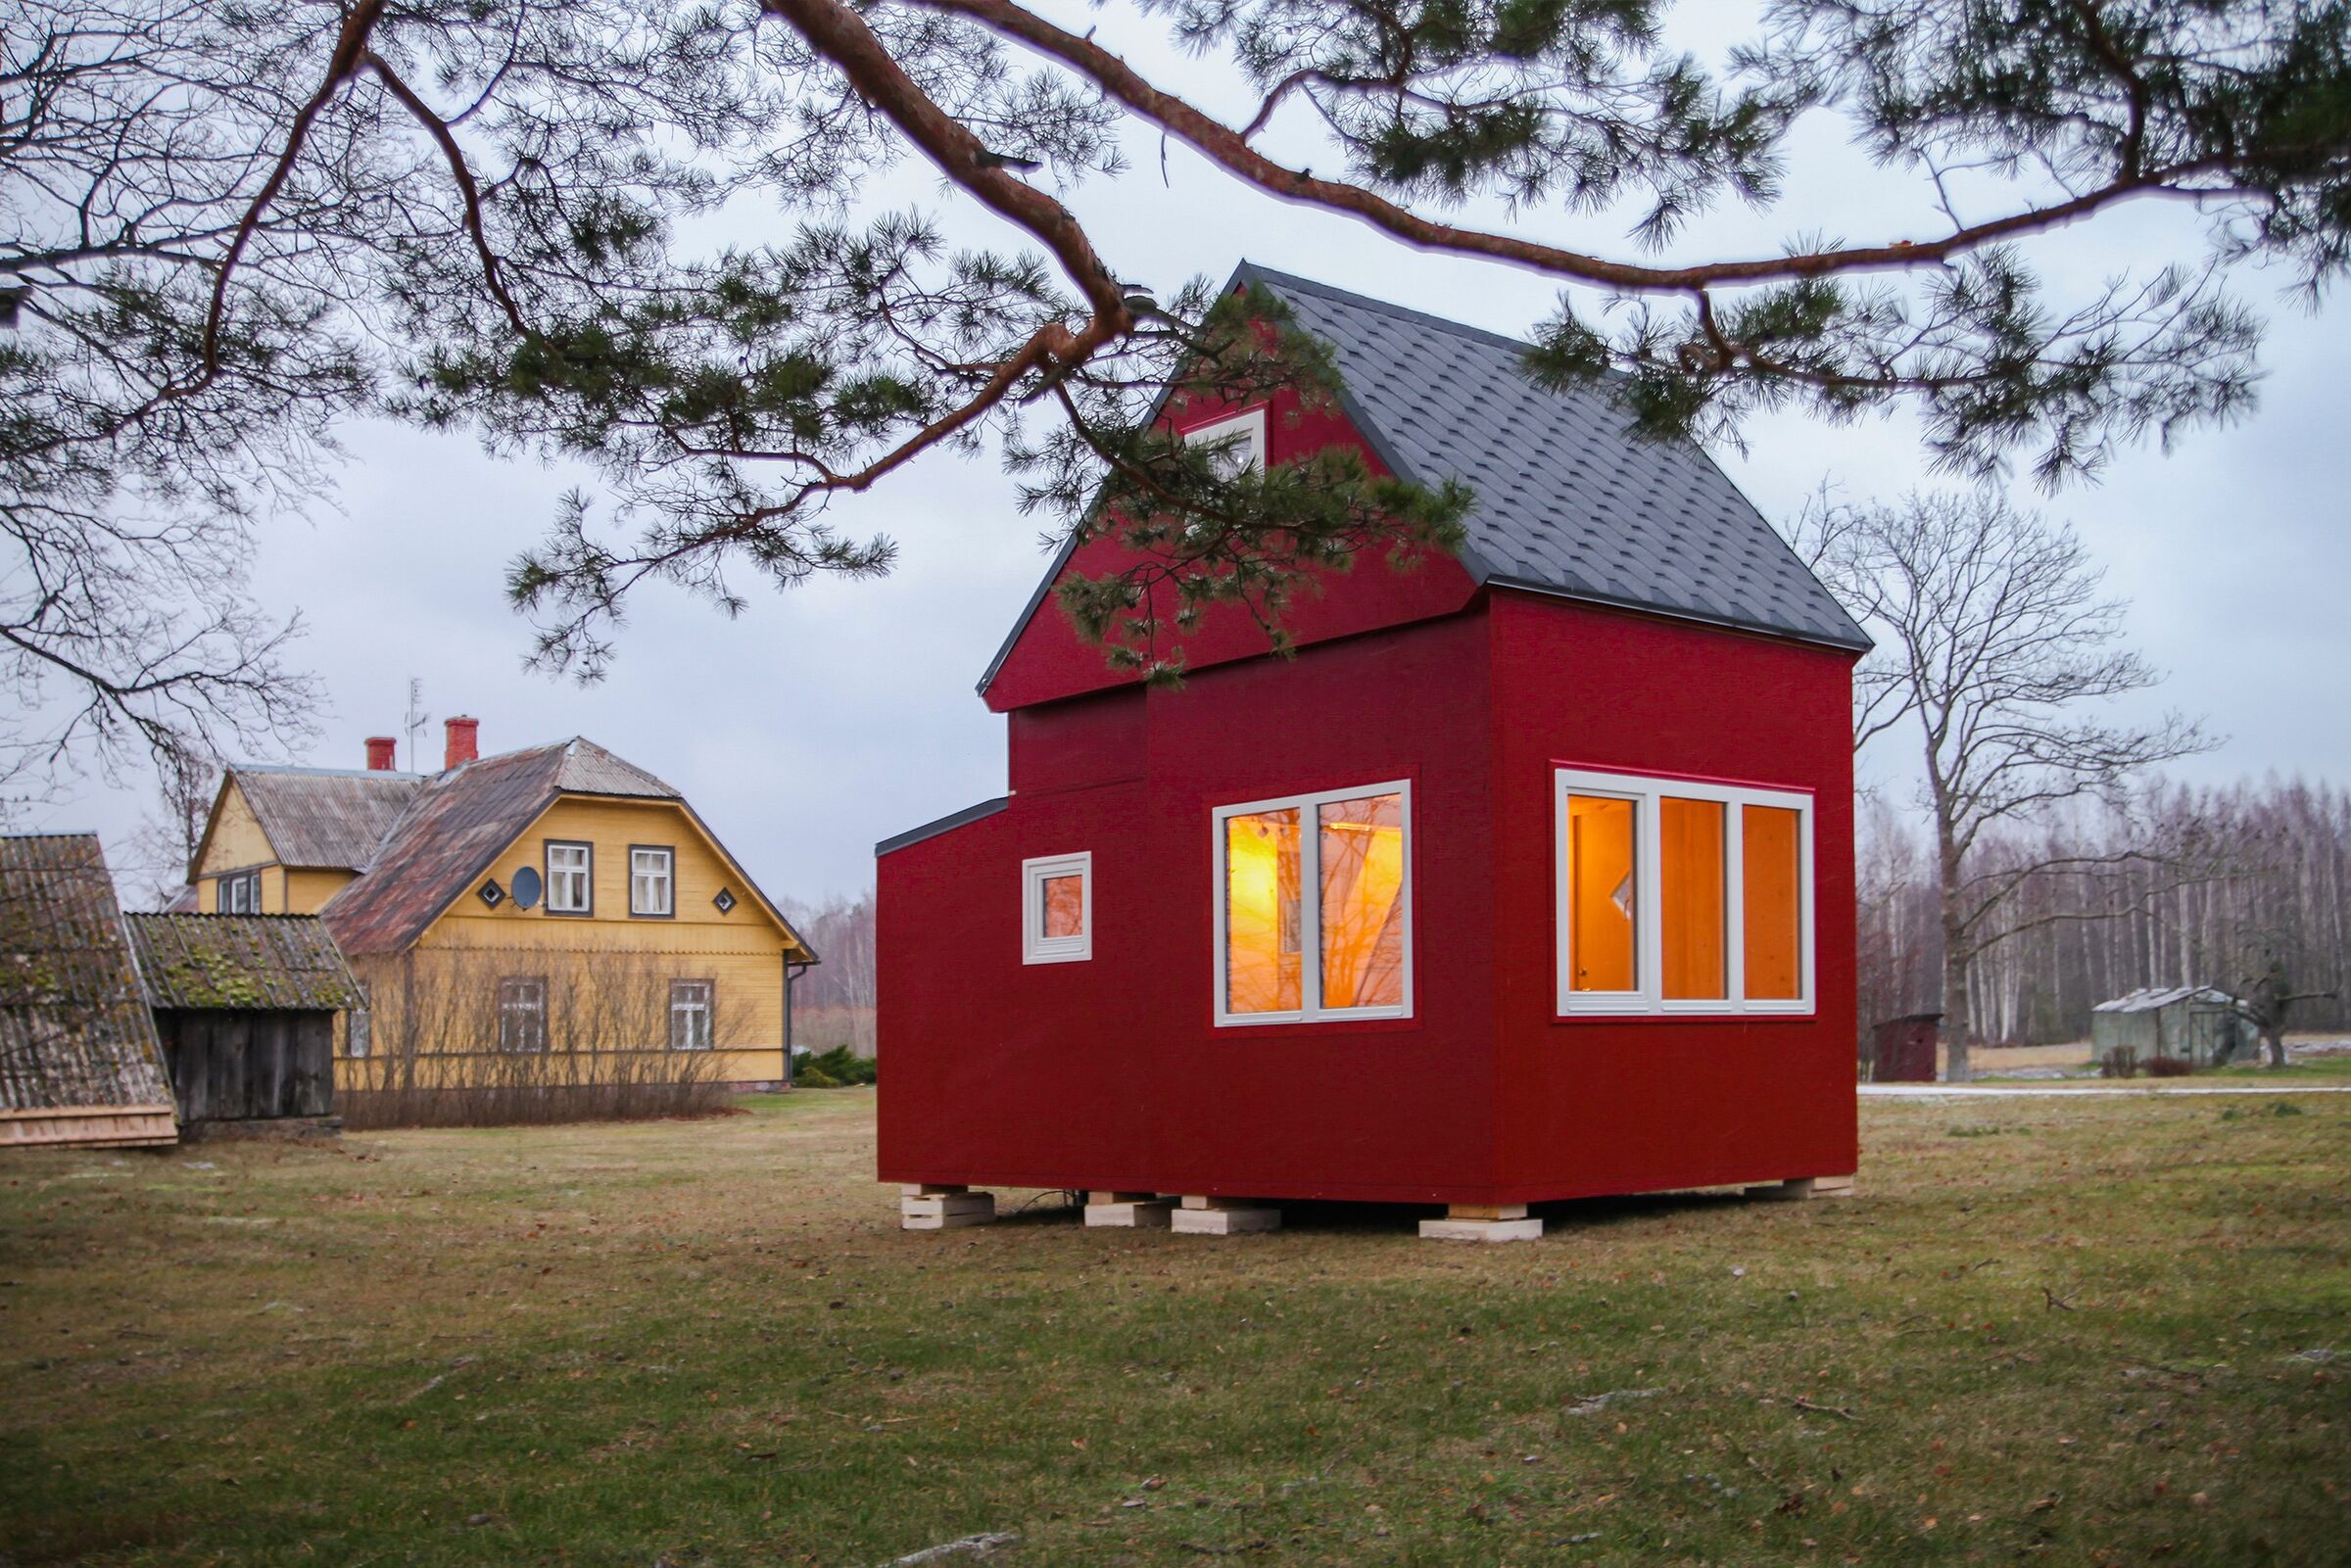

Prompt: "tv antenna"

[403,679,429,770]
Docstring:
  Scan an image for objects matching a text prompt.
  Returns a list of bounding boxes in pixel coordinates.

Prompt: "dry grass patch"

[2,1086,2347,1566]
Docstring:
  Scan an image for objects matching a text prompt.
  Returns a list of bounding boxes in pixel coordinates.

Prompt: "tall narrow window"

[630,846,675,917]
[1659,797,1727,1000]
[498,976,549,1052]
[1318,793,1407,1011]
[1564,794,1638,994]
[1557,769,1813,1016]
[669,978,715,1050]
[1216,783,1412,1024]
[546,841,592,915]
[1743,804,1804,1001]
[1223,807,1301,1015]
[1021,852,1091,964]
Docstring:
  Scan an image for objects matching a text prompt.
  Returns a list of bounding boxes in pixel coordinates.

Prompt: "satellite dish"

[511,865,543,909]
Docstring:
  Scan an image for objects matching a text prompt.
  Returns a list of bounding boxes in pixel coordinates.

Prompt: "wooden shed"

[0,833,177,1150]
[125,914,360,1130]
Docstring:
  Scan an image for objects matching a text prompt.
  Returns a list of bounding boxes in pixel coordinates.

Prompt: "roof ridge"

[1236,261,1540,358]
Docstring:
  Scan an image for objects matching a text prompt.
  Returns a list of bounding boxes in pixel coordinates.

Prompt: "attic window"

[1180,406,1267,478]
[216,869,261,915]
[545,841,592,915]
[1556,768,1813,1017]
[1021,852,1091,964]
[630,846,675,917]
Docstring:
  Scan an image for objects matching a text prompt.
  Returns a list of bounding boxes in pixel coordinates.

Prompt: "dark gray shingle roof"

[0,833,173,1116]
[1237,263,1870,651]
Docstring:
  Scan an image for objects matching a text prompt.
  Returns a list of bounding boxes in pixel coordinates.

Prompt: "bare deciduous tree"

[120,734,219,910]
[1804,491,2212,1079]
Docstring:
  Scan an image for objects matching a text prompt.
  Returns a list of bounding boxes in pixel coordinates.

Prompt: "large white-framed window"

[1556,767,1813,1017]
[1180,405,1268,478]
[1214,780,1413,1026]
[1021,851,1092,965]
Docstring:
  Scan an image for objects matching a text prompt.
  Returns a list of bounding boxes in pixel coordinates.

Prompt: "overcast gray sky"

[36,2,2351,904]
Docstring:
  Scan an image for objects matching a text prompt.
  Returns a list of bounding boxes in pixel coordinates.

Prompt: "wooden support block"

[1083,1200,1173,1228]
[1419,1216,1544,1243]
[1171,1200,1280,1235]
[901,1183,969,1199]
[901,1191,994,1230]
[1745,1176,1856,1203]
[1445,1203,1529,1221]
[1088,1191,1158,1206]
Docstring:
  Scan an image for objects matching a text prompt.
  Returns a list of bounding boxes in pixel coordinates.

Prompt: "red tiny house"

[880,266,1867,1237]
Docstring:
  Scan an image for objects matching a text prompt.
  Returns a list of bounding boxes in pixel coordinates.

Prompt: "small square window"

[1021,852,1091,964]
[478,879,506,909]
[712,887,737,915]
[630,846,675,917]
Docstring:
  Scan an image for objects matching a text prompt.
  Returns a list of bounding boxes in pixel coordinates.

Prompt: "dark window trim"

[216,867,262,914]
[498,974,550,1053]
[628,842,678,919]
[543,839,595,917]
[668,976,716,1051]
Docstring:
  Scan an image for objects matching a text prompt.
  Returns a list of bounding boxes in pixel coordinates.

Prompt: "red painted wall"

[983,386,1479,713]
[883,611,1501,1202]
[1486,592,1861,1199]
[880,590,1860,1205]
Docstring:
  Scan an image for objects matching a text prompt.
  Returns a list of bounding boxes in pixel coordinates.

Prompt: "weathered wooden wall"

[155,1010,335,1121]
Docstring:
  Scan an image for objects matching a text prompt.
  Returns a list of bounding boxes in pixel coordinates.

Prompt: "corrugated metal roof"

[125,914,363,1012]
[232,766,426,869]
[0,833,173,1116]
[2092,985,2241,1014]
[1238,264,1873,651]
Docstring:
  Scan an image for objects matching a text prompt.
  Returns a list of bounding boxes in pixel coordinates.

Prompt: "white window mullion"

[1724,801,1748,1006]
[1639,792,1663,1010]
[1299,807,1324,1017]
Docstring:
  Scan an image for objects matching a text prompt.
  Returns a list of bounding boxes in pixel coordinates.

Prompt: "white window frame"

[498,975,549,1053]
[1180,405,1267,477]
[630,846,675,917]
[1554,767,1814,1018]
[669,978,714,1051]
[1212,779,1414,1027]
[1021,851,1092,965]
[545,840,593,915]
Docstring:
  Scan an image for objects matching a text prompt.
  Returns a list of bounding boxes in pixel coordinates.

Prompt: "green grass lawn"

[3,1088,2347,1566]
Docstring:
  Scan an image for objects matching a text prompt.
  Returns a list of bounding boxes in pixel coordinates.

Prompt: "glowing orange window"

[1223,807,1302,1015]
[1565,794,1637,993]
[1743,805,1803,1001]
[1659,797,1727,999]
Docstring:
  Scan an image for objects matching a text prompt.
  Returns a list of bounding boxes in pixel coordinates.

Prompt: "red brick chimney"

[443,716,479,772]
[364,736,398,771]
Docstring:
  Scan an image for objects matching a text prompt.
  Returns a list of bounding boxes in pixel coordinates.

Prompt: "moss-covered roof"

[0,833,173,1114]
[125,914,362,1012]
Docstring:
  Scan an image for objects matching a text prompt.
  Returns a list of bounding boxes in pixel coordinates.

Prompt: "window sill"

[1552,1007,1817,1024]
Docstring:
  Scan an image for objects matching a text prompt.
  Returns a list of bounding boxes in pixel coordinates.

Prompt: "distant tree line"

[1857,777,2351,1049]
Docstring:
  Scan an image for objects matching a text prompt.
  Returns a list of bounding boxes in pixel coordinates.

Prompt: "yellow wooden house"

[184,721,815,1092]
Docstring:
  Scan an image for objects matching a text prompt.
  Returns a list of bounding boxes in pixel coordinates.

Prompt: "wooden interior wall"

[156,1011,336,1121]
